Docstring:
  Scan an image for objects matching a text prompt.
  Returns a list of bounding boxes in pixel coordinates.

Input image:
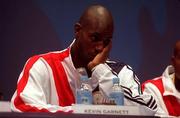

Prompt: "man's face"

[172,42,180,78]
[75,22,113,64]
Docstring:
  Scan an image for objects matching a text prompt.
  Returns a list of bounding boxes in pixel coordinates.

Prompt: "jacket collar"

[162,65,180,99]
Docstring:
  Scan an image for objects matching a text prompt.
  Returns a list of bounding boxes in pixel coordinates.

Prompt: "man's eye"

[104,39,110,46]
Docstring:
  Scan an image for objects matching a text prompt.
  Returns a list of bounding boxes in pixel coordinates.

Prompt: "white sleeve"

[11,57,72,112]
[119,65,157,110]
[91,63,158,112]
[143,82,168,116]
[91,64,117,97]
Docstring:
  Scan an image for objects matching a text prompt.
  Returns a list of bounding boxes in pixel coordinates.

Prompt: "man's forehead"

[85,21,113,33]
[87,29,113,37]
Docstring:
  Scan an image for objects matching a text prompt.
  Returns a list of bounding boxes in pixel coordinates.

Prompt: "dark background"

[0,0,180,100]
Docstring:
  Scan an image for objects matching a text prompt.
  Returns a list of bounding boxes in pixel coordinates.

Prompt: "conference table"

[0,112,159,118]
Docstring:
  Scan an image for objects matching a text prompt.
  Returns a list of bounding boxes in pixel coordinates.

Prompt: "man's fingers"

[102,40,112,57]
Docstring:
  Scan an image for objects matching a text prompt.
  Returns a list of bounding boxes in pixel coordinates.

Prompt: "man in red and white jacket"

[11,5,158,113]
[142,40,180,117]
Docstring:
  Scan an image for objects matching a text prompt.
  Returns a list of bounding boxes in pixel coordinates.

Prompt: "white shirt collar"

[162,65,180,99]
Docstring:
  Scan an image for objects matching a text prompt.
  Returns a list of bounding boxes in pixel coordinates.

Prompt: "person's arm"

[91,63,157,110]
[117,65,156,108]
[142,81,168,116]
[88,41,158,112]
[11,56,72,112]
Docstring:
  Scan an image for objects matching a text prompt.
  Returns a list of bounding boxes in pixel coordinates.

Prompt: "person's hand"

[88,41,112,70]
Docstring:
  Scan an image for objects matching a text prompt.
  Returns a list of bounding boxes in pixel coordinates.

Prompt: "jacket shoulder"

[106,60,126,74]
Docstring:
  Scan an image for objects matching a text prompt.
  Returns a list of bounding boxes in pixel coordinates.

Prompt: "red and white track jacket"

[11,45,158,113]
[142,65,180,117]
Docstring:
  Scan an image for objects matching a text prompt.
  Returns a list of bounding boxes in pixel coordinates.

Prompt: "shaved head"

[79,5,114,31]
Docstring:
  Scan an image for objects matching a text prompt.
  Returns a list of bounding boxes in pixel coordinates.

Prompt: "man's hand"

[88,41,112,70]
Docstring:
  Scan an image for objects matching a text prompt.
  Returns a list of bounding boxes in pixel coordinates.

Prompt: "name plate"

[72,104,155,116]
[0,101,11,112]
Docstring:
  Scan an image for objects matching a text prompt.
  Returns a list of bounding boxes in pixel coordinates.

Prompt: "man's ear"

[74,23,82,39]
